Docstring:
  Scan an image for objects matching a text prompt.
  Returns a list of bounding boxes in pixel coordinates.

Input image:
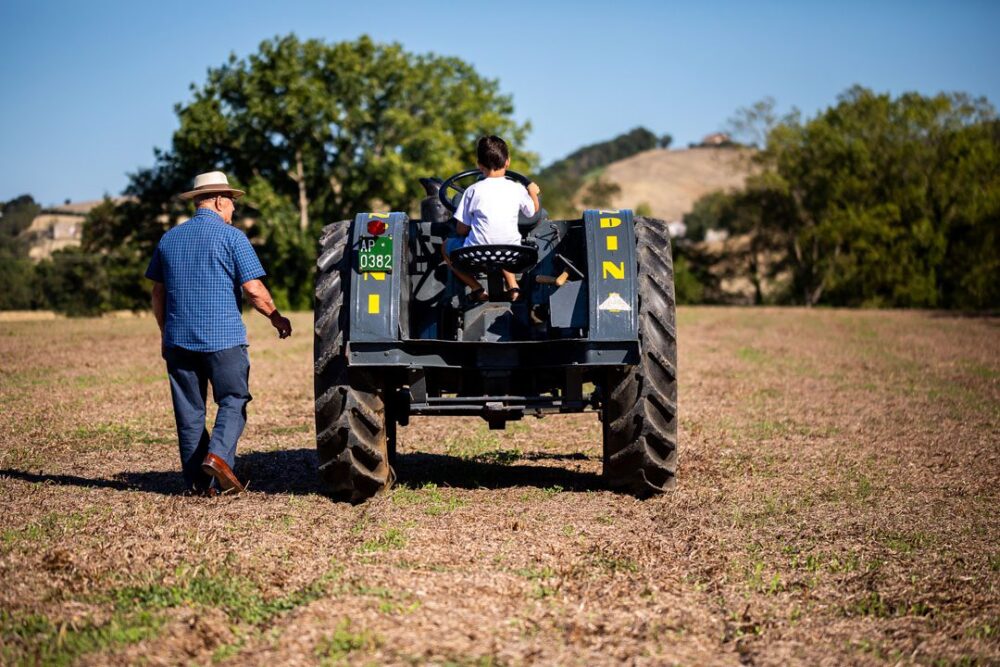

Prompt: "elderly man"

[146,171,292,496]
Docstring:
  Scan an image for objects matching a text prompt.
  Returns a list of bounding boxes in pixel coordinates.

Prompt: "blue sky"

[1,0,997,205]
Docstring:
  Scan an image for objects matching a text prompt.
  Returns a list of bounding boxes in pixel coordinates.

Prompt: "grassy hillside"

[577,147,754,221]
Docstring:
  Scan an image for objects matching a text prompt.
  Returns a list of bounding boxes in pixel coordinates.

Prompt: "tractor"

[313,169,677,501]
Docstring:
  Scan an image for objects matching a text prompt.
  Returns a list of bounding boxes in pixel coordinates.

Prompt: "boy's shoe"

[469,287,489,302]
[506,287,522,302]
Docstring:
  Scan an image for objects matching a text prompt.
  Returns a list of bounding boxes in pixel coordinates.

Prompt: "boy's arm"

[526,182,541,214]
[453,187,473,236]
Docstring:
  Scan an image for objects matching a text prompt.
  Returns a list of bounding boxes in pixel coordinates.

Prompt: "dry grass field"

[1,308,998,666]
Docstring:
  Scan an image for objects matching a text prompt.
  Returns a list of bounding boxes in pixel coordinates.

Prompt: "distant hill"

[575,147,755,222]
[535,127,665,217]
[539,127,662,181]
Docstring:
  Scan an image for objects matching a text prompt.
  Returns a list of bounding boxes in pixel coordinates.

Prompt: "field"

[0,308,998,666]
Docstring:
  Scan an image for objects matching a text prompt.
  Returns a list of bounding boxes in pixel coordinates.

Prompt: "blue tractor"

[314,169,677,501]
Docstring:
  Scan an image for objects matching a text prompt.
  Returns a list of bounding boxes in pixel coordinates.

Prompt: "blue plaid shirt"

[145,208,266,352]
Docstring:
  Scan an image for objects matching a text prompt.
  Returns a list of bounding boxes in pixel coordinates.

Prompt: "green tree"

[760,86,999,307]
[0,258,40,310]
[0,194,40,254]
[672,255,705,305]
[0,195,42,310]
[123,34,534,308]
[726,96,784,149]
[682,179,793,304]
[580,177,621,209]
[683,190,730,242]
[36,248,110,317]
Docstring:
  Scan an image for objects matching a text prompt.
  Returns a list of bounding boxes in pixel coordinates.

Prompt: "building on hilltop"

[24,198,258,261]
[25,198,136,260]
[698,132,733,147]
[25,201,97,261]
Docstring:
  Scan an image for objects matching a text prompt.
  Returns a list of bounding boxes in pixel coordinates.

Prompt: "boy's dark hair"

[477,135,509,171]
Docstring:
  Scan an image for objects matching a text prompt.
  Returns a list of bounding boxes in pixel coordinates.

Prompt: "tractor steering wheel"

[438,168,532,213]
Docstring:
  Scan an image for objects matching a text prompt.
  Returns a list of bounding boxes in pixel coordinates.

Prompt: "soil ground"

[0,308,997,666]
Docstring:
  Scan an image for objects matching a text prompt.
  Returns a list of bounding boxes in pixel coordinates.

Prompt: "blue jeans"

[444,235,465,257]
[164,344,252,491]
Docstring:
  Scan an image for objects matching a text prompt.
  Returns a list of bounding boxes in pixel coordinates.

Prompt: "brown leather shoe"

[201,453,245,493]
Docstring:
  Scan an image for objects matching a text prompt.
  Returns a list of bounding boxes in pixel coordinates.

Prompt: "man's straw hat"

[178,171,245,201]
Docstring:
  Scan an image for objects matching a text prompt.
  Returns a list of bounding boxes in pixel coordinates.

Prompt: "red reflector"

[367,219,387,236]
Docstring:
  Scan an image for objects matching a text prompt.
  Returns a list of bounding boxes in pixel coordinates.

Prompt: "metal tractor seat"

[450,244,538,302]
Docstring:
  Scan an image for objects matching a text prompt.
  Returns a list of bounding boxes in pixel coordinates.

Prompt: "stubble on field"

[0,308,997,666]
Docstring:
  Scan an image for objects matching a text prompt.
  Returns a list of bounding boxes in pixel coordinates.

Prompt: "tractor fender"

[348,212,409,343]
[583,209,639,341]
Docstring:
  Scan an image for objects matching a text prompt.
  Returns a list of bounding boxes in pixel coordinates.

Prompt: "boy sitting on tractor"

[442,135,541,302]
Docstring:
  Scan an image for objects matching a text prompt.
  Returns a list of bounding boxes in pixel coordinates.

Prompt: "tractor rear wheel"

[314,220,394,502]
[601,216,678,495]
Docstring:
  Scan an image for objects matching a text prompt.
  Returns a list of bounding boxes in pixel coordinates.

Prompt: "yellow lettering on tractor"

[368,294,380,314]
[597,209,620,215]
[600,217,622,229]
[602,261,625,280]
[606,235,618,251]
[368,212,390,219]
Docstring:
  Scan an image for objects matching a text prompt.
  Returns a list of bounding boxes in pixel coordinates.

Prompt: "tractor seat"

[450,244,538,275]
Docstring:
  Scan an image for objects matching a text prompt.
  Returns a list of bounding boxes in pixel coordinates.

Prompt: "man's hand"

[269,310,292,339]
[243,279,291,340]
[527,182,541,197]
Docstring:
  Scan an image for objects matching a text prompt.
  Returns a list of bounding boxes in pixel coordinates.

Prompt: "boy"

[443,135,541,301]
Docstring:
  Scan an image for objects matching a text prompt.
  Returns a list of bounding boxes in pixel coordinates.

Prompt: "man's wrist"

[268,309,282,322]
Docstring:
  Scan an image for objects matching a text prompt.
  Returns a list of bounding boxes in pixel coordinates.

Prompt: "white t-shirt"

[454,177,535,247]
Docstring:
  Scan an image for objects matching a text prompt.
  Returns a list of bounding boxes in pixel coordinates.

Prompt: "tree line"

[1,35,534,314]
[676,87,999,309]
[2,36,996,314]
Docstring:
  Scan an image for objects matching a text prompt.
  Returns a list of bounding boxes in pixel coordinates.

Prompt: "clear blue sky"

[1,0,997,206]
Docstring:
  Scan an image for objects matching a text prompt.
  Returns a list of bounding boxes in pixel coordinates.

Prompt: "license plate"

[358,236,393,272]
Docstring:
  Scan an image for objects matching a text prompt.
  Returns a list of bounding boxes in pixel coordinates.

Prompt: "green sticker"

[358,236,393,272]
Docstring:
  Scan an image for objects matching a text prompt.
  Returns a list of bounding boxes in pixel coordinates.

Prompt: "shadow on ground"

[0,449,606,497]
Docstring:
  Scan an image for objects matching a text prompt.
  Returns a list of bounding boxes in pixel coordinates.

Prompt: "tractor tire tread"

[602,216,678,496]
[314,219,393,502]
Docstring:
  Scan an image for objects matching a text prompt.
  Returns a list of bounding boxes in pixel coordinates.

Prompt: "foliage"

[0,195,43,310]
[536,127,659,217]
[0,194,40,255]
[672,254,705,305]
[687,87,1000,308]
[34,248,109,316]
[726,96,795,149]
[110,34,534,309]
[543,127,658,181]
[580,177,621,209]
[683,190,730,242]
[0,256,41,310]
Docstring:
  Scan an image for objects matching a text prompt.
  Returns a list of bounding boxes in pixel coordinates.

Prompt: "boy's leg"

[205,345,252,475]
[441,239,486,296]
[502,270,522,301]
[164,346,212,491]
